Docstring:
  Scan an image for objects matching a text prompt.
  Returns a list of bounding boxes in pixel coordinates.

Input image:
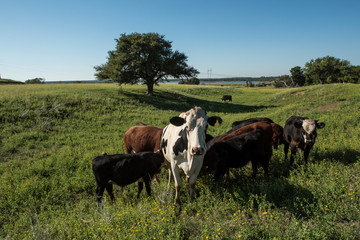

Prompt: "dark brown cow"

[207,121,283,150]
[231,117,274,131]
[204,125,273,180]
[203,121,283,178]
[92,151,164,203]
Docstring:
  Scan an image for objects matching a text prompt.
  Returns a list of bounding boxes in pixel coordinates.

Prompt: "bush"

[178,77,200,85]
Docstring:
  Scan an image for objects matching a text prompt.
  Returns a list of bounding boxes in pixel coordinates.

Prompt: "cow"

[124,125,163,154]
[203,121,282,178]
[205,126,273,181]
[160,107,221,203]
[207,121,283,151]
[283,116,325,164]
[221,95,232,102]
[231,117,274,131]
[123,121,220,184]
[92,151,164,203]
[123,125,164,182]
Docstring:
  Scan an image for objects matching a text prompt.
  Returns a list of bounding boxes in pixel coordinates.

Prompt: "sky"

[1,0,360,81]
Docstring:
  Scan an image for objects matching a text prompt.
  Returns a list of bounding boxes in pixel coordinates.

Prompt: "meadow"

[0,83,359,239]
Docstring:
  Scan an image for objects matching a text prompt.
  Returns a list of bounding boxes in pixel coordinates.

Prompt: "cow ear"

[170,117,186,126]
[294,121,303,128]
[316,121,325,129]
[208,116,223,126]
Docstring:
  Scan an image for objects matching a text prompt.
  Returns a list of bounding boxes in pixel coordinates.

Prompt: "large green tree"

[94,33,199,95]
[304,56,351,85]
[290,66,305,86]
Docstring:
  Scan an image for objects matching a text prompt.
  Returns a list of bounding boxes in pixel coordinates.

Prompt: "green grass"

[1,83,359,239]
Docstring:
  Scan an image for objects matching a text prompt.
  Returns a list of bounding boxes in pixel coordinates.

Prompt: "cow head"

[169,107,221,156]
[270,123,284,149]
[294,119,325,144]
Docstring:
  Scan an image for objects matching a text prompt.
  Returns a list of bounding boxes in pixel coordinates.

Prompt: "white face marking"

[184,107,208,154]
[302,119,316,143]
[302,119,316,134]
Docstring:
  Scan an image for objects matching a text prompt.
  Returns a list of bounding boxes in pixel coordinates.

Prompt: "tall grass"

[1,83,359,239]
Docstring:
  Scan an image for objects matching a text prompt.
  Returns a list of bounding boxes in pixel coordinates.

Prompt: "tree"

[290,66,305,86]
[303,56,351,85]
[25,78,45,84]
[178,77,200,85]
[94,33,199,95]
[274,75,291,88]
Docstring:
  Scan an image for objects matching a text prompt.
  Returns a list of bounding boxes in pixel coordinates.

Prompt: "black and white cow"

[283,116,325,164]
[161,107,221,203]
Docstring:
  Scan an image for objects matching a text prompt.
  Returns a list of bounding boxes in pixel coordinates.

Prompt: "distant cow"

[205,126,273,180]
[231,117,274,131]
[92,151,164,203]
[124,125,163,154]
[221,95,232,102]
[283,116,325,164]
[161,107,221,203]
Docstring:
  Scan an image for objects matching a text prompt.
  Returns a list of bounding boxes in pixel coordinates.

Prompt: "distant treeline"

[171,76,278,82]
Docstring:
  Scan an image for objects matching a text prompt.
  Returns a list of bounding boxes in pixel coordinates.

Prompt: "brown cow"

[124,125,163,154]
[208,121,283,150]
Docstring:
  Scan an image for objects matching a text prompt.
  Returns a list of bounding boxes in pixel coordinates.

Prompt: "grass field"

[1,83,359,239]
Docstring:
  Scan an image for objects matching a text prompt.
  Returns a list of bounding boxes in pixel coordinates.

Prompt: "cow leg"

[304,147,311,164]
[167,169,172,188]
[144,180,151,197]
[187,166,202,200]
[251,161,259,178]
[214,165,228,181]
[153,173,160,183]
[290,145,297,164]
[283,142,289,161]
[143,174,152,197]
[96,185,105,203]
[137,182,144,198]
[171,163,182,204]
[262,161,269,176]
[224,170,230,181]
[105,183,115,202]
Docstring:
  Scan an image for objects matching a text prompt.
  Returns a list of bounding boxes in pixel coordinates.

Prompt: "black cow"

[231,117,274,131]
[283,116,325,164]
[204,127,273,180]
[92,151,164,203]
[221,95,232,102]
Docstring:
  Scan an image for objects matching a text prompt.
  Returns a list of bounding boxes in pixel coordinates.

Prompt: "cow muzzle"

[191,147,205,155]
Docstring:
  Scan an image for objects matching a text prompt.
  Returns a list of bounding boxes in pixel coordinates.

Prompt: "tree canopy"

[178,77,200,85]
[25,78,45,84]
[304,56,357,84]
[94,33,199,95]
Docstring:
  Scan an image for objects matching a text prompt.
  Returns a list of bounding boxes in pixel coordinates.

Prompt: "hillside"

[0,83,359,239]
[0,78,24,84]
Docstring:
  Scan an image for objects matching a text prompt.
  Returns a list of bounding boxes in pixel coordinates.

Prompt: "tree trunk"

[146,81,154,96]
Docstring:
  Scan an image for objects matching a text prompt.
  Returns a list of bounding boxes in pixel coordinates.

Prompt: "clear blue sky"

[1,0,360,81]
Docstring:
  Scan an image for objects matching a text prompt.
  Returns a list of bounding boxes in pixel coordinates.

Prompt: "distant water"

[166,81,261,85]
